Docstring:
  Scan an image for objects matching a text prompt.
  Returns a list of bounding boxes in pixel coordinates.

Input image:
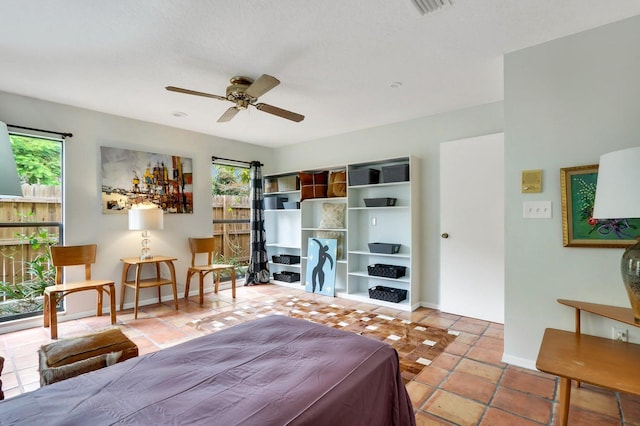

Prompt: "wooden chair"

[185,237,236,305]
[44,244,116,339]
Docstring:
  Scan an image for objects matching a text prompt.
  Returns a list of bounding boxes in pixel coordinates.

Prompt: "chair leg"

[185,271,193,300]
[214,272,220,294]
[43,292,50,328]
[49,292,59,340]
[199,273,204,305]
[230,268,236,299]
[108,284,117,325]
[96,288,103,317]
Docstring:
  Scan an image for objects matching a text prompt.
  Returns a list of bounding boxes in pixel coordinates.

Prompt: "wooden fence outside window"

[0,190,251,296]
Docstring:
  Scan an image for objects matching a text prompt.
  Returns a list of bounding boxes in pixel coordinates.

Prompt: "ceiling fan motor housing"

[226,76,256,108]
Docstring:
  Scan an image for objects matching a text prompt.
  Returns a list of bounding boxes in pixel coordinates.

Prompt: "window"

[211,162,250,273]
[0,133,63,321]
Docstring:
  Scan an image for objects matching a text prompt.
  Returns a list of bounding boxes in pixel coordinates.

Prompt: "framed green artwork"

[561,164,640,247]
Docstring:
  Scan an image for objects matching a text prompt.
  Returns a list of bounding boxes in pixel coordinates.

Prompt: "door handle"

[441,233,449,239]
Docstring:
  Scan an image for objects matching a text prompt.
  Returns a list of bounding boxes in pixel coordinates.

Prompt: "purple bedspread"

[0,315,415,425]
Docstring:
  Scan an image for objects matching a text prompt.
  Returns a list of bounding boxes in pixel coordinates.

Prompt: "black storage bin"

[349,168,380,186]
[368,242,401,254]
[367,264,407,279]
[273,271,301,283]
[272,254,301,265]
[265,196,288,210]
[368,286,407,303]
[364,198,396,207]
[381,164,409,183]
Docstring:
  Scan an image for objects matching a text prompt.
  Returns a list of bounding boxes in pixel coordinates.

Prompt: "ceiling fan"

[166,74,304,123]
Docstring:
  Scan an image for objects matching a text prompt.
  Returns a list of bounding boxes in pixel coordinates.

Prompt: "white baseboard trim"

[419,301,440,310]
[501,353,537,371]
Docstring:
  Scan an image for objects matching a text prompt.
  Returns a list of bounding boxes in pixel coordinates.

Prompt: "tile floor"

[1,283,639,425]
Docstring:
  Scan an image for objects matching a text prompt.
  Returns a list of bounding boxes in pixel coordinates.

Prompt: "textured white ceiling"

[1,1,639,147]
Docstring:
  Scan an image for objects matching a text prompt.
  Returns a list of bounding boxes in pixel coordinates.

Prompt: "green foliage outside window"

[212,164,250,196]
[0,226,58,317]
[10,135,62,185]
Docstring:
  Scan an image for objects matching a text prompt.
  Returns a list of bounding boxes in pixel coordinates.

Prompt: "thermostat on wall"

[522,169,542,193]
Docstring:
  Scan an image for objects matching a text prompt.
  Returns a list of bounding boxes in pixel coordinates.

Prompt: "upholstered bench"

[38,327,138,386]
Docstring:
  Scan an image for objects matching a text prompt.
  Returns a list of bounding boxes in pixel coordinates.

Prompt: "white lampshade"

[128,206,164,230]
[0,121,23,197]
[592,146,640,322]
[592,146,640,219]
[128,205,163,260]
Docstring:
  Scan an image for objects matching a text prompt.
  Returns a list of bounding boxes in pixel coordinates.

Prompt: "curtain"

[245,161,270,285]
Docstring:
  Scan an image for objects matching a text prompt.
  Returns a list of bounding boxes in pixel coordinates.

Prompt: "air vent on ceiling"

[411,0,452,15]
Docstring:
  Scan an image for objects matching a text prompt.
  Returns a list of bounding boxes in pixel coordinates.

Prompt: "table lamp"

[128,204,164,260]
[592,146,640,323]
[0,121,23,197]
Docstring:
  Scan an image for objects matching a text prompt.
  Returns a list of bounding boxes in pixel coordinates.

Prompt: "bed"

[0,315,416,425]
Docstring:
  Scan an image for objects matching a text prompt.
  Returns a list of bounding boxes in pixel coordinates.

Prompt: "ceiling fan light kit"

[166,74,304,123]
[411,0,453,15]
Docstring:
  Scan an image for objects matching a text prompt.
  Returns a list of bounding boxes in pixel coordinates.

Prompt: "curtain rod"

[7,124,73,139]
[212,156,263,167]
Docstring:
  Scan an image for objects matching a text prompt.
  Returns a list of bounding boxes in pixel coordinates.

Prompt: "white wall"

[272,103,504,307]
[504,15,640,367]
[0,92,273,330]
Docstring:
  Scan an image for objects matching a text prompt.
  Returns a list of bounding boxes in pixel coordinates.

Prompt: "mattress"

[0,315,415,425]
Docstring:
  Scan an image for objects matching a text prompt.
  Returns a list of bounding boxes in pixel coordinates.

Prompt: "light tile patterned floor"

[1,283,640,425]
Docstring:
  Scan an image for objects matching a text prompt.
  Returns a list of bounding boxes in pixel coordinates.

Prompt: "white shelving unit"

[263,156,419,311]
[264,177,303,289]
[344,156,418,311]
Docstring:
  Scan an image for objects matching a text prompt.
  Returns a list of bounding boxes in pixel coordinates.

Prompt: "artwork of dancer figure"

[311,238,334,293]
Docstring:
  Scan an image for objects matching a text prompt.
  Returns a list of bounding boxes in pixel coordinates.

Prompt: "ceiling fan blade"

[245,74,280,99]
[165,86,227,102]
[255,103,305,122]
[218,106,240,122]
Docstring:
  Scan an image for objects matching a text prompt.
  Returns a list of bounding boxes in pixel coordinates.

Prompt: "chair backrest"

[188,237,216,266]
[49,244,97,284]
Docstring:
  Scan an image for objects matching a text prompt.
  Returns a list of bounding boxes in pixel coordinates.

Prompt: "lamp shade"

[0,121,23,197]
[592,147,640,220]
[128,206,164,230]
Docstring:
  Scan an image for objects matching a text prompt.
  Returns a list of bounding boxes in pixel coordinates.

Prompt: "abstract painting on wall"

[305,237,337,296]
[100,146,193,214]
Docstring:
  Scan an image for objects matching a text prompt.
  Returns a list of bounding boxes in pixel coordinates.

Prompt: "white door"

[440,133,504,323]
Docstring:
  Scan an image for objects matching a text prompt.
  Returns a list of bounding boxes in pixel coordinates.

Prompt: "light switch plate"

[523,201,552,219]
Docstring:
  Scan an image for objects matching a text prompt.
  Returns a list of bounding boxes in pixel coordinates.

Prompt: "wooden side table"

[536,299,640,425]
[120,256,178,319]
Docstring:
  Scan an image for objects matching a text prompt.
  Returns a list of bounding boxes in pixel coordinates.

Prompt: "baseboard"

[501,353,537,371]
[419,301,440,310]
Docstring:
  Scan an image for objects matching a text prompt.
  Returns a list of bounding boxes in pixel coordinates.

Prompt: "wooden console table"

[536,299,640,425]
[120,256,179,319]
[557,298,639,332]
